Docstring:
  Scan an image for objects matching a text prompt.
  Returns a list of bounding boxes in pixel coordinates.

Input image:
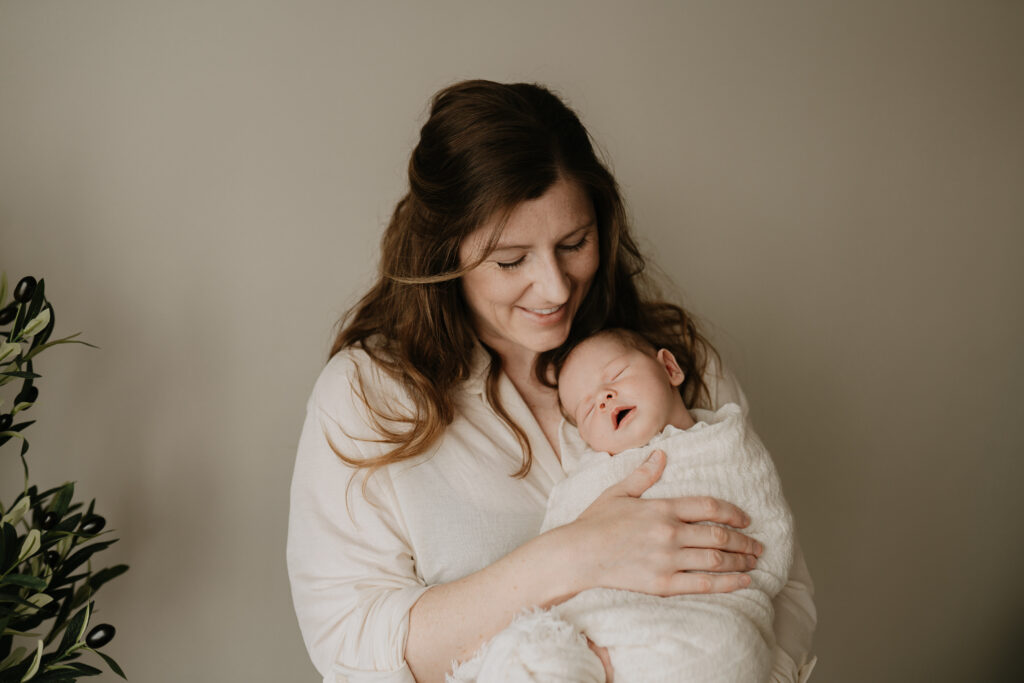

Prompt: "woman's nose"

[531,252,571,303]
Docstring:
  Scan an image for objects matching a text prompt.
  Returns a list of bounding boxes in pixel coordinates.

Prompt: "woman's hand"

[570,449,762,597]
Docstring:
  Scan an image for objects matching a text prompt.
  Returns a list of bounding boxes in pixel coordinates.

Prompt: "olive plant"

[1,275,127,681]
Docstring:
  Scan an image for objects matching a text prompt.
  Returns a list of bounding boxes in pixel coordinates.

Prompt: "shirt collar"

[465,341,492,397]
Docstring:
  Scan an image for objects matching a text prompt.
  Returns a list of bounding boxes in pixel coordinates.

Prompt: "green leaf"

[10,301,27,340]
[47,484,74,520]
[56,603,89,657]
[23,280,46,327]
[7,420,35,434]
[0,645,27,672]
[94,650,126,679]
[86,564,128,593]
[13,592,53,616]
[0,341,20,363]
[38,662,103,677]
[22,335,98,363]
[52,541,116,582]
[1,523,18,570]
[30,303,55,348]
[50,513,83,536]
[20,309,51,339]
[20,639,43,682]
[1,574,48,591]
[0,592,43,608]
[1,496,31,526]
[17,529,41,563]
[0,371,41,379]
[70,584,93,610]
[11,402,34,416]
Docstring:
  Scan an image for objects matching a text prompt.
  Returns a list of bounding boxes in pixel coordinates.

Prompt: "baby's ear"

[656,348,686,387]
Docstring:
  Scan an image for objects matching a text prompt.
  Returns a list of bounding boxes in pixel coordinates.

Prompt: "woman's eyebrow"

[492,221,595,251]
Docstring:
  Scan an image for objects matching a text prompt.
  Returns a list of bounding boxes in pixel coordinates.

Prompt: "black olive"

[0,414,11,431]
[45,550,61,567]
[41,511,59,529]
[16,386,39,405]
[80,515,106,534]
[13,277,37,303]
[0,304,16,325]
[85,623,115,649]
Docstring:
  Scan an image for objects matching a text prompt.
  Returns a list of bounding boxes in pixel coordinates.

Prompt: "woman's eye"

[496,257,525,270]
[559,235,589,252]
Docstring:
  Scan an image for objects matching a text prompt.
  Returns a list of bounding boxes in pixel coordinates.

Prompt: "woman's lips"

[517,303,566,325]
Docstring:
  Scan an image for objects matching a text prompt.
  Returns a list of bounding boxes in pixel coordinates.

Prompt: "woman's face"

[459,177,599,364]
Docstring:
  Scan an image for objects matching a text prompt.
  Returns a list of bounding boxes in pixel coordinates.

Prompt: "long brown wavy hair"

[331,79,717,478]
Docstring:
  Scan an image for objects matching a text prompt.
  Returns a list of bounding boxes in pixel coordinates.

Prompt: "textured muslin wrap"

[449,404,794,683]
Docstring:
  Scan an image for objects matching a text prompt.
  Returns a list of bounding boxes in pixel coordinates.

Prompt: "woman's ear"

[656,348,686,387]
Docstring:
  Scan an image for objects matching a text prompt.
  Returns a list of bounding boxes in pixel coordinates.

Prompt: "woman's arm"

[291,354,762,683]
[406,450,762,683]
[288,356,430,682]
[702,357,817,680]
[768,538,818,682]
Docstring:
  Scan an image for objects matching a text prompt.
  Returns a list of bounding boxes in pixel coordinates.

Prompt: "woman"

[288,80,816,683]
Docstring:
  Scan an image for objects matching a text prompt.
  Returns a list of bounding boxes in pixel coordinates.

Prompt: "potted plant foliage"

[0,275,127,681]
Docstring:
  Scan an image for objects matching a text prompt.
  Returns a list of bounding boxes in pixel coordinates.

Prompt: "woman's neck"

[496,348,564,458]
[496,346,553,394]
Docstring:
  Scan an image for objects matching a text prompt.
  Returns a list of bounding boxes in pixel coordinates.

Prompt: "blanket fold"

[450,404,793,683]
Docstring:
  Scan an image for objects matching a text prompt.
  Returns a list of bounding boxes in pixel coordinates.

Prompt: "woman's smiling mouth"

[518,304,567,325]
[524,304,563,315]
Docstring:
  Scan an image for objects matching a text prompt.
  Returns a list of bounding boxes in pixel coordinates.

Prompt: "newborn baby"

[450,329,794,683]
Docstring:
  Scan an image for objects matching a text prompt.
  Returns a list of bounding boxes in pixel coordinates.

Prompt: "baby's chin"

[586,429,658,457]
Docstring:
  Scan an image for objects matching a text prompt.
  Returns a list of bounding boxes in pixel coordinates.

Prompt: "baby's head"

[557,329,695,455]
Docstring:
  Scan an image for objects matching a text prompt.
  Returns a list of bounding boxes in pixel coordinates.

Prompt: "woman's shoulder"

[310,345,413,438]
[698,351,750,415]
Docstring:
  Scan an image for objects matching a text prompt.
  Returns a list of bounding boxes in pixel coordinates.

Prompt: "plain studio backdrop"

[1,1,1021,681]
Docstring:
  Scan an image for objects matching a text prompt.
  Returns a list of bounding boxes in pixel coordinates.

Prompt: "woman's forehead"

[460,178,595,256]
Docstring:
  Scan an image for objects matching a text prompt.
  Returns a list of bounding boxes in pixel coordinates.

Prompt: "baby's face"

[558,335,685,455]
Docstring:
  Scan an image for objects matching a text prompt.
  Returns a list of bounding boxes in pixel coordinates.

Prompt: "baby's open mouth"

[613,407,634,428]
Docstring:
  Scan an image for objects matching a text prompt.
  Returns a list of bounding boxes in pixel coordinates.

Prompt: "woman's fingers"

[658,571,752,597]
[674,547,758,573]
[615,449,667,498]
[671,496,752,530]
[675,521,763,557]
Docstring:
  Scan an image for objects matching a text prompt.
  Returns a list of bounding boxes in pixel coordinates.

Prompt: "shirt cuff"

[328,584,429,683]
[770,645,818,683]
[330,662,416,683]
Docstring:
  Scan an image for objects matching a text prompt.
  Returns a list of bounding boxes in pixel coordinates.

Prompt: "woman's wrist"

[531,523,592,607]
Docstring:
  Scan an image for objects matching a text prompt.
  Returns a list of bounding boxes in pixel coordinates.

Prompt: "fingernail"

[740,574,752,586]
[747,555,757,569]
[755,542,764,556]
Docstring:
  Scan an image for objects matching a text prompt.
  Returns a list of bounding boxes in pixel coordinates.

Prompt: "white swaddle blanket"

[449,403,794,683]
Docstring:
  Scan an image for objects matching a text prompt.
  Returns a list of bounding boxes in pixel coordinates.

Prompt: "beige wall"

[2,1,1021,681]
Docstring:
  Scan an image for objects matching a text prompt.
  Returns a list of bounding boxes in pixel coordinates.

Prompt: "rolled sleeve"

[287,355,429,682]
[704,357,817,677]
[770,536,818,681]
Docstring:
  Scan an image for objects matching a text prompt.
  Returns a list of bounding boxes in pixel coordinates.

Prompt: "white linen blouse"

[287,345,817,683]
